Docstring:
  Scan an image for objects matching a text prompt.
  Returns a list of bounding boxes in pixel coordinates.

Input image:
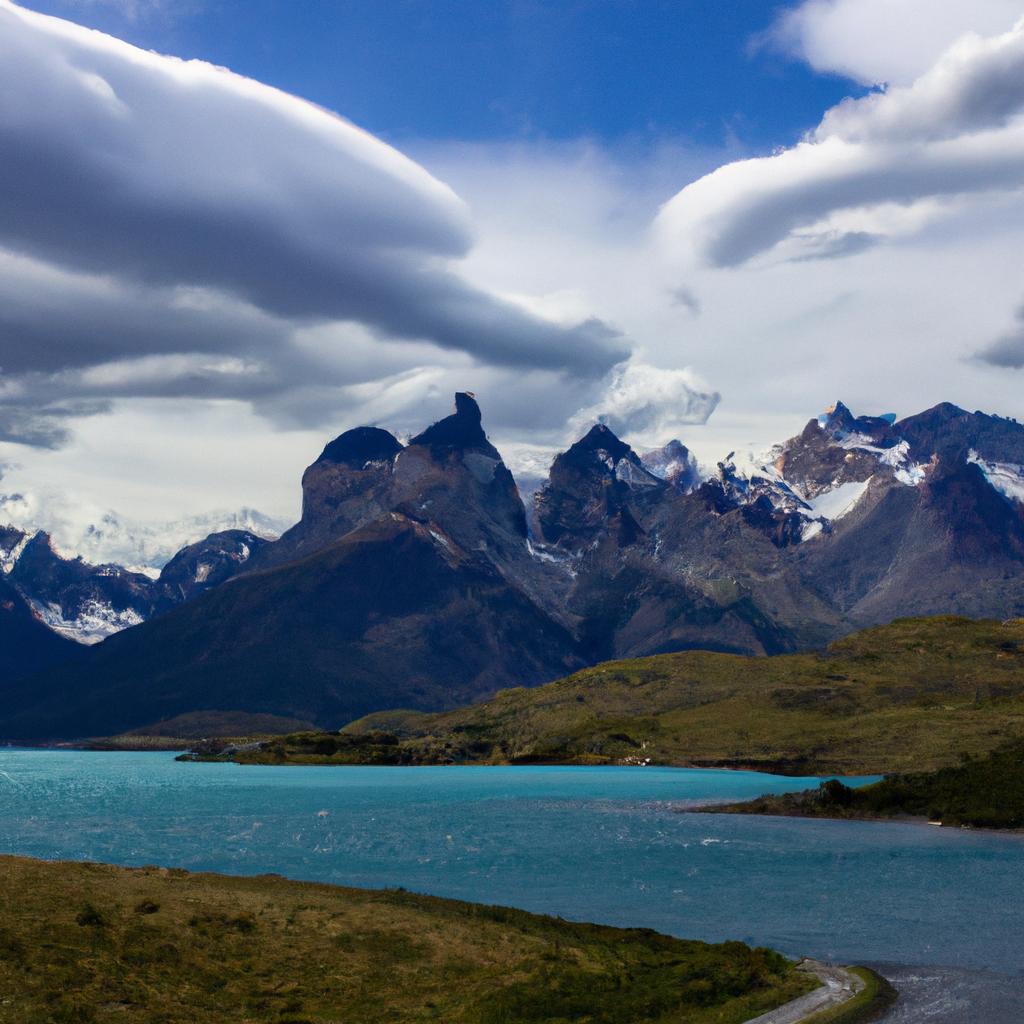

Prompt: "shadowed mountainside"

[186,617,1024,776]
[6,394,1024,741]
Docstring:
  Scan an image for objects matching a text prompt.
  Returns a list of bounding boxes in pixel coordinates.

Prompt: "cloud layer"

[770,0,1022,86]
[567,362,720,443]
[657,15,1024,268]
[0,0,628,445]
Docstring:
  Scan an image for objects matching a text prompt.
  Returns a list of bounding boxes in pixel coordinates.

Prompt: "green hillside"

[0,856,815,1024]
[701,739,1024,829]
[219,616,1024,775]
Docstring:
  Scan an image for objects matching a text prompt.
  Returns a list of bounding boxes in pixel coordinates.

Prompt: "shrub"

[75,903,108,928]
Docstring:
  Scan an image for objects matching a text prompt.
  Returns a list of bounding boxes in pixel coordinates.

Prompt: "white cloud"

[770,0,1022,85]
[656,17,1024,268]
[567,362,720,446]
[0,0,627,447]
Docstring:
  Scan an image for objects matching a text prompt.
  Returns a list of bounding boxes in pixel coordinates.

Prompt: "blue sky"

[27,0,859,147]
[3,0,1024,550]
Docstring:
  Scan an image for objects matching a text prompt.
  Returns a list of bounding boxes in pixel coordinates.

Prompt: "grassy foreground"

[0,855,817,1024]
[699,739,1024,829]
[186,617,1024,775]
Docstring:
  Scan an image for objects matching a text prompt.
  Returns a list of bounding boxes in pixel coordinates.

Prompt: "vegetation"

[700,739,1024,829]
[801,968,897,1024]
[187,617,1024,775]
[0,855,816,1024]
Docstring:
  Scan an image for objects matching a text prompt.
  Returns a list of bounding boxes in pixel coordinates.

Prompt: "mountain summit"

[3,394,1024,740]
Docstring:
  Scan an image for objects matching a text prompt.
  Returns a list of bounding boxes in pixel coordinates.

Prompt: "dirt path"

[744,959,865,1024]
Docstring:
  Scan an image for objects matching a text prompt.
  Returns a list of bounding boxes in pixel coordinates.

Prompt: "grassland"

[187,617,1024,775]
[0,855,816,1024]
[699,739,1024,829]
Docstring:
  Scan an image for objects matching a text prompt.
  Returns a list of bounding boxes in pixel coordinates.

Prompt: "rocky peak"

[276,426,406,565]
[7,530,157,645]
[395,393,527,548]
[897,403,1024,464]
[818,401,896,446]
[316,426,402,468]
[155,529,269,611]
[641,440,701,493]
[535,424,664,549]
[409,392,500,459]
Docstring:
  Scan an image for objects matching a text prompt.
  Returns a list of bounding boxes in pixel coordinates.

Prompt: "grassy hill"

[700,739,1024,829]
[0,855,818,1024]
[203,616,1024,775]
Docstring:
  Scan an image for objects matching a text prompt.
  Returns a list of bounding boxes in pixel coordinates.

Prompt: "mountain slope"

[0,576,82,682]
[8,395,1024,741]
[339,616,1024,775]
[1,513,580,740]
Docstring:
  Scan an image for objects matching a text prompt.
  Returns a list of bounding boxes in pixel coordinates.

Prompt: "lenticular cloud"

[0,0,627,447]
[656,16,1024,267]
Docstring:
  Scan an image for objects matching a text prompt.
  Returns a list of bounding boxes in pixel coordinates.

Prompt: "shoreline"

[681,803,1024,837]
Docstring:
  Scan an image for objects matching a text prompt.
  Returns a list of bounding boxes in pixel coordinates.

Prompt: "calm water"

[1,750,1021,975]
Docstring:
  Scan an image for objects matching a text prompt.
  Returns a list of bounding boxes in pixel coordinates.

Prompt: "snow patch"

[0,532,29,574]
[968,451,1024,505]
[30,599,145,645]
[804,479,871,521]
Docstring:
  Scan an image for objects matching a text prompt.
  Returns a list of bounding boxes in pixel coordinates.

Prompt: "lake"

[1,749,1021,975]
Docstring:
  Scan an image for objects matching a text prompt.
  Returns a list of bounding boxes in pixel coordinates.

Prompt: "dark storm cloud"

[0,1,628,445]
[976,303,1024,368]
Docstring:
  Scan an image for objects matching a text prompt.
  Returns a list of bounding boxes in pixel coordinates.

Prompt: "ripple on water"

[0,750,1022,977]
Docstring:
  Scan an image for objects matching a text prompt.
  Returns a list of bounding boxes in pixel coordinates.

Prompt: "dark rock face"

[776,418,885,499]
[3,514,580,740]
[897,402,1024,463]
[0,577,81,685]
[641,440,700,493]
[409,392,499,458]
[535,424,664,549]
[7,394,1024,740]
[1,525,275,645]
[6,532,156,641]
[154,530,270,611]
[317,426,402,467]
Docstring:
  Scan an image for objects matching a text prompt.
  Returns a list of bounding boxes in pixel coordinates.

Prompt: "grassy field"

[0,856,817,1024]
[700,739,1024,829]
[189,617,1024,775]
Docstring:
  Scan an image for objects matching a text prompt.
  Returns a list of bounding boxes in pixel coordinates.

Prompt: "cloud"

[768,0,1022,86]
[0,1,627,445]
[58,0,194,23]
[656,16,1024,267]
[567,362,720,444]
[669,285,702,315]
[976,303,1024,368]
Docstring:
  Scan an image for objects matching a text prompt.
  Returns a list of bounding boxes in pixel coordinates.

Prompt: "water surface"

[1,750,1020,974]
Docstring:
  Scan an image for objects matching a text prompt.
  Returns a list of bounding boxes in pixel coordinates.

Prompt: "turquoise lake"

[1,750,1021,974]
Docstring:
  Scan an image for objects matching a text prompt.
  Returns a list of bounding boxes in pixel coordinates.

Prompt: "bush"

[75,903,108,928]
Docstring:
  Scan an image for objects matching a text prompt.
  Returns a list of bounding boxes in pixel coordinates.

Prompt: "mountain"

[4,394,1024,741]
[0,575,82,682]
[336,616,1024,776]
[0,487,288,572]
[0,525,270,645]
[0,395,581,739]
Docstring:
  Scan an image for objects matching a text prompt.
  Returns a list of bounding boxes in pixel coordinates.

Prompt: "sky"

[2,0,1024,557]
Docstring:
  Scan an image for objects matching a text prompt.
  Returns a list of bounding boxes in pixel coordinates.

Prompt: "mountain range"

[3,392,1024,740]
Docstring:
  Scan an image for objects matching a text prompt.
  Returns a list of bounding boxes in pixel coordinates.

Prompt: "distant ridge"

[3,393,1024,740]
